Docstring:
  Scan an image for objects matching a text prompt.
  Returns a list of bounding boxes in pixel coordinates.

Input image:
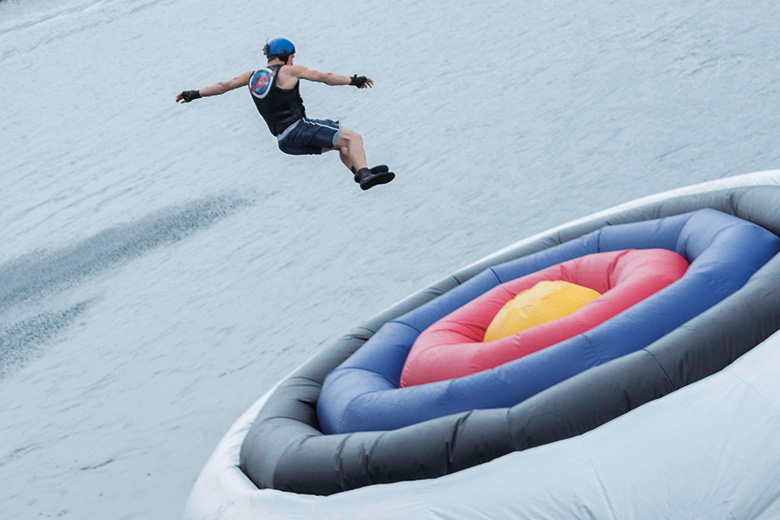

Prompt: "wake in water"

[0,194,250,377]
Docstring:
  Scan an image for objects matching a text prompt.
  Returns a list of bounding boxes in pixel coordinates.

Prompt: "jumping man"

[176,38,395,190]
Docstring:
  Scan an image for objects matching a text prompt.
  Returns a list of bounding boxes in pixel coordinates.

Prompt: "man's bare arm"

[176,70,254,103]
[283,65,374,88]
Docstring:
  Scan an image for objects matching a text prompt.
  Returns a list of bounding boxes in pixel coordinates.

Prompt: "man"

[176,38,395,190]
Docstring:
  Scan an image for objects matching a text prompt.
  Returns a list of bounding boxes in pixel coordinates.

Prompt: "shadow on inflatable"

[186,171,780,519]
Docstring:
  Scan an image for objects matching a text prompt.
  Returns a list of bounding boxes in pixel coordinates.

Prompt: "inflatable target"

[186,171,780,520]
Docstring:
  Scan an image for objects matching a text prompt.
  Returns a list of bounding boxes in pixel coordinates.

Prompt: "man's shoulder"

[275,65,303,88]
[279,64,307,75]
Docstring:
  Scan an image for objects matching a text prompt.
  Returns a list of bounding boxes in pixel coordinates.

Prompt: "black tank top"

[248,65,306,136]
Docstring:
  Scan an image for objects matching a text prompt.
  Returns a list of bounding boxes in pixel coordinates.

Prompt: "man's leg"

[321,146,354,171]
[337,147,354,172]
[331,127,368,173]
[327,147,388,178]
[326,126,394,190]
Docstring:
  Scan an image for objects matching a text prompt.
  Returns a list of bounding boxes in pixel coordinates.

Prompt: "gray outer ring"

[239,185,780,495]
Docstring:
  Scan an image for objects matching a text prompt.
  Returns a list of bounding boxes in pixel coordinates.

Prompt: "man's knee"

[346,132,364,149]
[336,127,363,148]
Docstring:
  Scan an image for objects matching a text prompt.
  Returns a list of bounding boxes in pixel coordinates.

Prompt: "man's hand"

[350,75,374,89]
[176,90,201,103]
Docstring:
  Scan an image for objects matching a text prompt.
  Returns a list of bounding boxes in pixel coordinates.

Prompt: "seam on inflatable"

[387,319,423,335]
[340,367,398,393]
[275,434,314,490]
[213,495,245,520]
[452,272,475,285]
[580,332,604,365]
[497,283,517,301]
[755,284,780,299]
[692,269,748,300]
[579,436,619,520]
[346,327,376,341]
[446,411,472,474]
[604,249,633,287]
[641,348,677,390]
[723,371,780,417]
[729,189,743,216]
[338,383,387,433]
[694,219,754,254]
[260,414,310,425]
[486,267,503,285]
[364,431,386,486]
[335,434,349,492]
[294,375,325,387]
[594,228,605,255]
[503,407,517,450]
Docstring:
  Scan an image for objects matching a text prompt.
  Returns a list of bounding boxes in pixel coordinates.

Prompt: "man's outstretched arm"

[284,65,374,88]
[176,70,254,103]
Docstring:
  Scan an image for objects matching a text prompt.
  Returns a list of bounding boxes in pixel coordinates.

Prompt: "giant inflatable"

[185,170,780,519]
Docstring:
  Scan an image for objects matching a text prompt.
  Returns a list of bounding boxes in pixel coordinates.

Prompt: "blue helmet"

[264,38,296,61]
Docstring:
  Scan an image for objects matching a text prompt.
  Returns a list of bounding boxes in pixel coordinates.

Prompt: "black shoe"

[354,165,389,183]
[355,167,395,190]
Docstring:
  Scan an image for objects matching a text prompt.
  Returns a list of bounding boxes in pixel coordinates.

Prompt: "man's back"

[249,65,306,136]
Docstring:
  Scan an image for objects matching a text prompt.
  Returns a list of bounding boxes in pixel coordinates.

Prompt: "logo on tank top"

[249,68,276,99]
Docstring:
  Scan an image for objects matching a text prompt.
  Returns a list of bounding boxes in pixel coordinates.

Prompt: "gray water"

[1,0,779,518]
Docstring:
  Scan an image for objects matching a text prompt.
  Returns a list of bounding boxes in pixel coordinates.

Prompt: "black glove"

[350,75,367,88]
[181,90,201,102]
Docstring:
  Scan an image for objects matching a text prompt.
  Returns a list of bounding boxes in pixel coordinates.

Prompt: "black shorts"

[277,118,341,156]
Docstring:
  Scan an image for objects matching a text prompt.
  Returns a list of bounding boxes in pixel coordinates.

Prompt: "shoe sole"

[354,166,389,183]
[360,171,395,190]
